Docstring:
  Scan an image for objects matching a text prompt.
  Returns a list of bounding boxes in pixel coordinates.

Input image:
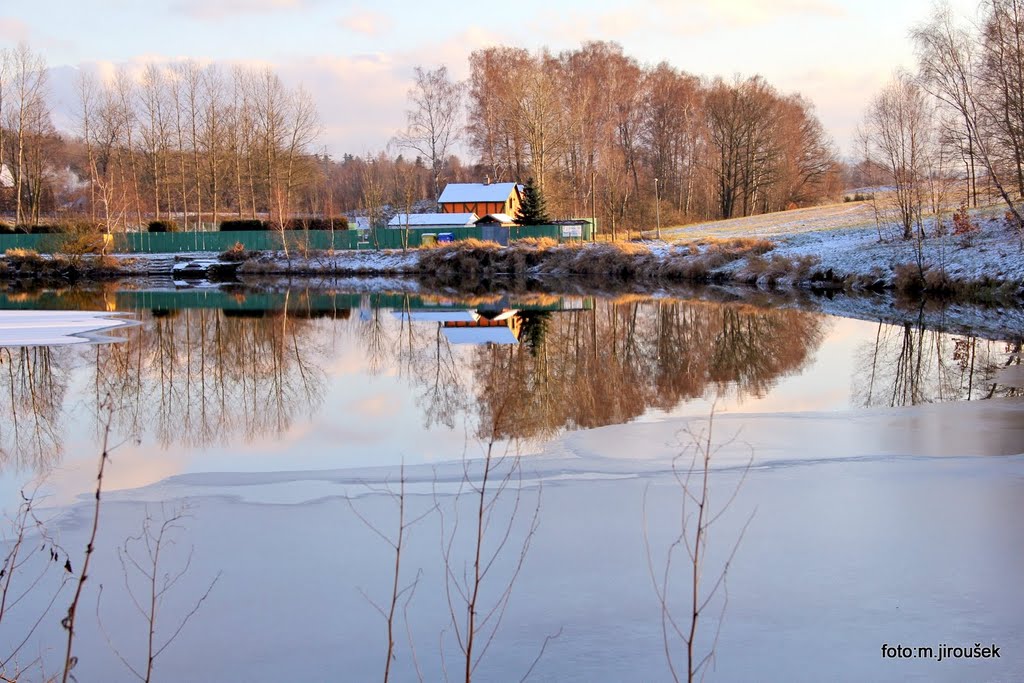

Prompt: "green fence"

[0,222,593,255]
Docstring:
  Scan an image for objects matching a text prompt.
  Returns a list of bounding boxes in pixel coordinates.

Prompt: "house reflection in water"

[396,309,522,345]
[395,299,588,346]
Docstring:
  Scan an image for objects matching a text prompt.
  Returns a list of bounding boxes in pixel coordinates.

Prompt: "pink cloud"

[0,17,30,42]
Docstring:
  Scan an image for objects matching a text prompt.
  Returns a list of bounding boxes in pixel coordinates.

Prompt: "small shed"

[553,219,594,240]
[387,212,478,229]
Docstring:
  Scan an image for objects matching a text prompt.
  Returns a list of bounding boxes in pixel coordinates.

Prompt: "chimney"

[484,175,491,186]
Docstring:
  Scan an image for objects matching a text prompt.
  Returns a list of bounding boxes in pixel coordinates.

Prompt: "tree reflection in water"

[467,300,826,441]
[0,346,69,472]
[1,289,1022,475]
[91,307,330,450]
[854,313,1022,407]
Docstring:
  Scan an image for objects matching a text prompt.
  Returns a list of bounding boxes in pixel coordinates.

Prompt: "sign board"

[561,225,583,238]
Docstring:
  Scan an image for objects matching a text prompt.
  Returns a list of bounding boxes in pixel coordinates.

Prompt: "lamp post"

[654,177,661,240]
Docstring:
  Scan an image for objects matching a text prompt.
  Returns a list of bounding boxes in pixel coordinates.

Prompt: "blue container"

[437,232,454,243]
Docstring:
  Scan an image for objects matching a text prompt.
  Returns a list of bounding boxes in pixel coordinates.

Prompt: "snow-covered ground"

[4,400,1022,682]
[666,200,1024,287]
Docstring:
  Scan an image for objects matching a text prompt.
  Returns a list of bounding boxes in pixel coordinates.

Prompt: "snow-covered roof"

[438,183,521,204]
[442,326,520,345]
[387,213,477,227]
[392,310,476,323]
[476,213,515,225]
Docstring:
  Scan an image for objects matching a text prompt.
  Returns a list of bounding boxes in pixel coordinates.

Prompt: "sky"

[0,0,982,159]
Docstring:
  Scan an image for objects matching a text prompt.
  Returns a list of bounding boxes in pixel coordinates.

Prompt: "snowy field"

[665,199,1024,287]
[4,400,1022,682]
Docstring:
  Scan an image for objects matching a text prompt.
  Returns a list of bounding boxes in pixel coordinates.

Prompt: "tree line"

[0,40,842,235]
[0,44,322,232]
[461,42,841,233]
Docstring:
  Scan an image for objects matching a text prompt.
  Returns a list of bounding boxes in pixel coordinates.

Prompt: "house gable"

[438,183,524,218]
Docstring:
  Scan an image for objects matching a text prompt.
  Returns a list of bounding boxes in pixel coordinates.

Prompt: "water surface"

[0,285,1018,504]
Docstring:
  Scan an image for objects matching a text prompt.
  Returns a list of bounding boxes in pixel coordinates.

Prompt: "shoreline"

[3,214,1024,306]
[1,253,1022,342]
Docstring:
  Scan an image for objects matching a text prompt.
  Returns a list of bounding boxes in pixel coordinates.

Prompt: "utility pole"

[591,169,597,241]
[655,177,661,240]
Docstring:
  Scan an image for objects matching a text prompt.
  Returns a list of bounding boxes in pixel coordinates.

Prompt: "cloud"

[338,9,392,37]
[0,17,30,42]
[532,0,845,46]
[170,0,319,21]
[276,52,408,154]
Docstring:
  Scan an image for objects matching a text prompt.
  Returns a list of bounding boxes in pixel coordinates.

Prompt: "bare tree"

[348,464,432,683]
[437,386,549,683]
[861,72,935,242]
[97,504,221,683]
[644,412,753,683]
[395,66,464,204]
[140,64,171,221]
[62,397,116,683]
[6,43,48,226]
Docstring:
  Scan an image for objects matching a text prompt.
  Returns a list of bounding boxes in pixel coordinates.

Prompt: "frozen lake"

[0,285,1020,682]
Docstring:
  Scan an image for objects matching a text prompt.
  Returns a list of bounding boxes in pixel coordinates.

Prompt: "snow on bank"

[0,310,134,346]
[8,400,1022,682]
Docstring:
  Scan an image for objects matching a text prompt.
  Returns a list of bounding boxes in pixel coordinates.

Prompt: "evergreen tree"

[515,177,551,225]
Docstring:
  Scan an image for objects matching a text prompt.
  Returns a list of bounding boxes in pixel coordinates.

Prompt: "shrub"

[63,220,105,235]
[893,263,925,294]
[220,219,267,232]
[56,221,109,257]
[924,267,955,294]
[91,254,122,273]
[267,217,350,231]
[741,254,820,285]
[952,202,979,245]
[220,242,251,262]
[148,220,178,233]
[13,224,64,234]
[4,248,43,267]
[292,217,348,231]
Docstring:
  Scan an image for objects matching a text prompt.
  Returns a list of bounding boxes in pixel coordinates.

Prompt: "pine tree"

[514,177,550,225]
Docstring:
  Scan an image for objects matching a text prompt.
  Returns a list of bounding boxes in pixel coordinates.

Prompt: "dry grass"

[653,238,777,281]
[416,238,780,285]
[738,254,820,285]
[513,237,560,249]
[4,248,44,267]
[690,236,775,254]
[220,241,252,263]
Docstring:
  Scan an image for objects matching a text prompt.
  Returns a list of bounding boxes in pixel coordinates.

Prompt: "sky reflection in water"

[0,287,1018,505]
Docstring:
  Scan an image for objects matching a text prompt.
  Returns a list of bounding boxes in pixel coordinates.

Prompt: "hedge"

[220,219,267,232]
[148,220,179,233]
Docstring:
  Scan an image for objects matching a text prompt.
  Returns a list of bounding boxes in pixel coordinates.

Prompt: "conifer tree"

[514,177,550,225]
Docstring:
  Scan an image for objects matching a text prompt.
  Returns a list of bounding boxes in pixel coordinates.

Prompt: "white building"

[386,212,477,229]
